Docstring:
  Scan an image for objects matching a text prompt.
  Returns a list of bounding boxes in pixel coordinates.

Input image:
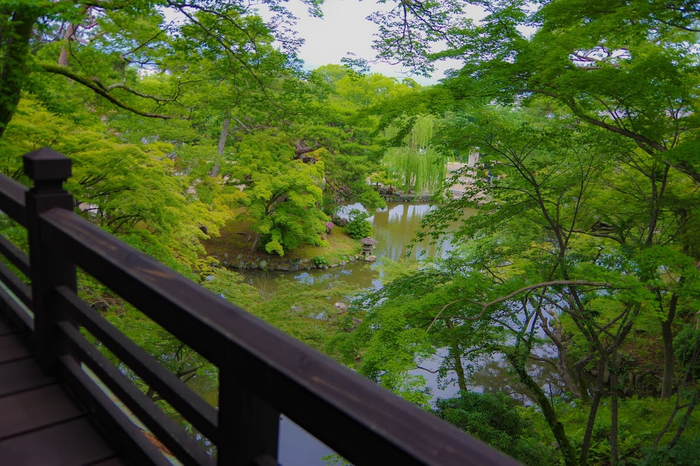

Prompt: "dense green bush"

[313,255,330,267]
[638,437,700,466]
[434,391,554,465]
[675,327,700,378]
[345,209,373,239]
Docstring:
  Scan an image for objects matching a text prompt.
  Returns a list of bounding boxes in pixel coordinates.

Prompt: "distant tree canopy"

[0,1,431,257]
[0,0,322,137]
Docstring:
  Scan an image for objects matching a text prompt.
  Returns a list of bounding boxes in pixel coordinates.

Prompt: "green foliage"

[524,396,700,465]
[383,115,446,194]
[0,97,232,270]
[345,210,373,239]
[322,454,352,466]
[675,327,700,378]
[4,2,700,463]
[346,99,700,463]
[299,67,420,209]
[434,392,554,465]
[226,130,329,256]
[202,268,358,353]
[356,188,386,211]
[312,256,330,267]
[638,437,700,466]
[77,272,218,403]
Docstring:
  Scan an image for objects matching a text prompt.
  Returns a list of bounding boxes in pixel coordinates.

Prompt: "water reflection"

[241,202,473,292]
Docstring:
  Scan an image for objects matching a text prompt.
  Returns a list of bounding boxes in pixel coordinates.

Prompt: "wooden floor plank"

[0,317,125,464]
[0,334,31,363]
[90,457,126,466]
[0,385,85,440]
[0,358,53,397]
[0,318,12,336]
[0,418,115,465]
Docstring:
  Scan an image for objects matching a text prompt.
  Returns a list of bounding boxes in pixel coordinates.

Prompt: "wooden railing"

[0,148,518,465]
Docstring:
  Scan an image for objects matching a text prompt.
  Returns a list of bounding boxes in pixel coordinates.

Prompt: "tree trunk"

[58,23,78,67]
[610,353,620,465]
[557,356,582,399]
[668,389,700,448]
[580,355,607,464]
[539,311,583,400]
[574,355,593,404]
[446,322,467,392]
[660,293,678,399]
[0,9,39,138]
[510,356,578,466]
[250,233,260,253]
[210,115,231,177]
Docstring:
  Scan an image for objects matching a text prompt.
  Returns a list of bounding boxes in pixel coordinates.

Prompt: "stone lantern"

[360,237,378,260]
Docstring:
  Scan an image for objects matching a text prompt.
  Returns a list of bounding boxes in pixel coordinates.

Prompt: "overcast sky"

[283,0,469,85]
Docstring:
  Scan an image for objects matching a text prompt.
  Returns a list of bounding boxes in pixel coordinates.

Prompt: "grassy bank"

[204,216,362,267]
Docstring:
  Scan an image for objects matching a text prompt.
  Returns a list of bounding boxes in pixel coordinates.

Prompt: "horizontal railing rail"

[0,175,27,226]
[0,175,32,335]
[0,148,519,466]
[55,286,219,444]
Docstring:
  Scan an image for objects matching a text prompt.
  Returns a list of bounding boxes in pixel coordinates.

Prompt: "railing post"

[24,147,76,373]
[218,359,280,465]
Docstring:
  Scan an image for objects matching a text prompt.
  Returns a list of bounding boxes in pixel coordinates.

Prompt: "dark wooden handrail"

[0,148,519,465]
[0,174,27,226]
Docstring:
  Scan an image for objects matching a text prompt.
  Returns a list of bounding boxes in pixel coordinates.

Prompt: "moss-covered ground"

[204,214,361,266]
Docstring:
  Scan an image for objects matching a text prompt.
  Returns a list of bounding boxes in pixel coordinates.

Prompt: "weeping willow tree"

[383,116,446,194]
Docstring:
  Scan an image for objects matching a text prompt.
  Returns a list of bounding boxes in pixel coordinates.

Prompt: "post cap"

[23,147,72,181]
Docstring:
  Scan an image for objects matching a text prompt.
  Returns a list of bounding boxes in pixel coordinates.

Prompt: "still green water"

[241,202,476,293]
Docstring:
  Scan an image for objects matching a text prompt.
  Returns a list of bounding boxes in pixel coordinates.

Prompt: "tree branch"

[427,280,614,332]
[39,63,174,119]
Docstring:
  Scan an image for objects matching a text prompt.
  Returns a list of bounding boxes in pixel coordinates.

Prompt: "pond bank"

[205,213,365,270]
[382,192,432,203]
[216,252,376,271]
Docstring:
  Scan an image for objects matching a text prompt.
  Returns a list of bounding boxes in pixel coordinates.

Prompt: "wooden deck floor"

[0,317,123,465]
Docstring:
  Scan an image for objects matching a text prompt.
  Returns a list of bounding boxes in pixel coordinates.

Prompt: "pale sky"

[167,0,482,85]
[283,0,471,85]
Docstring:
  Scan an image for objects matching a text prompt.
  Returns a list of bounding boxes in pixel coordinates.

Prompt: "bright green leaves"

[434,392,554,464]
[226,131,329,256]
[0,97,231,269]
[304,65,426,210]
[344,210,373,239]
[350,257,502,405]
[383,115,447,194]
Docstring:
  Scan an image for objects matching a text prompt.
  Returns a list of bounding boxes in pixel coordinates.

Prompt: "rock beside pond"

[335,302,348,312]
[277,262,290,271]
[220,252,370,271]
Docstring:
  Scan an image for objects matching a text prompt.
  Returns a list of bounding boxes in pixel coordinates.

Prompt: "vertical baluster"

[218,359,280,465]
[24,148,76,374]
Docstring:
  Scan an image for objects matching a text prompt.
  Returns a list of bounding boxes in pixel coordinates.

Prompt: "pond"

[241,202,470,295]
[205,202,554,464]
